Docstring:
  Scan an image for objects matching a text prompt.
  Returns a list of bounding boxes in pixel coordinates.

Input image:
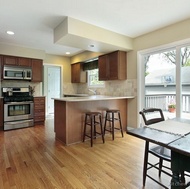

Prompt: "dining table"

[127,117,190,189]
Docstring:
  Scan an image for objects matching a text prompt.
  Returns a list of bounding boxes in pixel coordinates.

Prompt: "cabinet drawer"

[34,109,45,113]
[34,116,45,122]
[34,104,45,109]
[34,111,45,117]
[34,98,45,103]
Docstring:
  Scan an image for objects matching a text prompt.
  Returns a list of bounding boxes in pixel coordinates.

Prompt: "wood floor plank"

[1,118,188,189]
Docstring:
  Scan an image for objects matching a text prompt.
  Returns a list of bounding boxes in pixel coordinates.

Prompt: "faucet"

[88,89,97,95]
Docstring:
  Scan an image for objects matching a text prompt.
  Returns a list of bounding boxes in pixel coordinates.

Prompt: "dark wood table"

[127,118,190,189]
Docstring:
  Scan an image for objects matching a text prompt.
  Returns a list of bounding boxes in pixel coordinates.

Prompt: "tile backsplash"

[1,80,41,96]
[1,79,136,98]
[63,79,136,97]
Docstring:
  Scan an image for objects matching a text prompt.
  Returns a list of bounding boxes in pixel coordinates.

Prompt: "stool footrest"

[86,122,101,126]
[106,118,120,121]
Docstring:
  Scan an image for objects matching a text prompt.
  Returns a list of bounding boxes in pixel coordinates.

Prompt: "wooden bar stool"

[104,109,124,140]
[83,112,105,147]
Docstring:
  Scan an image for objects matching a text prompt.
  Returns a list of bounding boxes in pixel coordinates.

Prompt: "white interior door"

[47,66,61,114]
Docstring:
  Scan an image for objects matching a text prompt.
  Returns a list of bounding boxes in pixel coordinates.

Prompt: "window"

[88,69,105,88]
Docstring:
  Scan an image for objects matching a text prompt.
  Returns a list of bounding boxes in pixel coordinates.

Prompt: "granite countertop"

[53,95,135,102]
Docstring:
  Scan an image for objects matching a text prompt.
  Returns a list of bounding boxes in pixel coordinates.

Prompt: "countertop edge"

[52,96,135,102]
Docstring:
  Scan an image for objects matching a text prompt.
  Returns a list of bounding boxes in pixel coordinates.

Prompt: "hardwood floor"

[0,118,174,189]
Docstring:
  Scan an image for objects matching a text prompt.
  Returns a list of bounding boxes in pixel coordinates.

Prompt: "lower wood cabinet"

[0,98,3,130]
[34,96,45,125]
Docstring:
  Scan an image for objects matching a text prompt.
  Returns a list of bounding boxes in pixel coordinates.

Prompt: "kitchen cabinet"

[3,55,17,66]
[32,59,43,82]
[0,98,3,130]
[18,57,31,67]
[3,56,31,67]
[0,55,3,80]
[98,51,126,80]
[34,96,45,125]
[98,54,108,80]
[71,63,86,83]
[0,55,43,82]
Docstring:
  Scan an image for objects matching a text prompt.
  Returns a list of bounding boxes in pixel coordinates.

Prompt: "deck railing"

[145,94,190,112]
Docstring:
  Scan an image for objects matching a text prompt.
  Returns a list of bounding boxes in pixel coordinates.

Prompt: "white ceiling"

[0,0,190,56]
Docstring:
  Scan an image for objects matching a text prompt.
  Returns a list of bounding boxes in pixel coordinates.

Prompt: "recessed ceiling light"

[66,52,70,55]
[6,31,14,35]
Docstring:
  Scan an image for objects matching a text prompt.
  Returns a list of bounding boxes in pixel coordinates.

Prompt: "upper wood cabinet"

[3,55,17,66]
[0,55,43,82]
[0,98,3,130]
[32,59,43,82]
[0,55,3,80]
[98,51,126,81]
[18,57,32,67]
[98,54,108,81]
[71,63,86,83]
[3,56,31,67]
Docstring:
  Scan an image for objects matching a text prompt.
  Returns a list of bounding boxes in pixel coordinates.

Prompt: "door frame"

[43,63,63,116]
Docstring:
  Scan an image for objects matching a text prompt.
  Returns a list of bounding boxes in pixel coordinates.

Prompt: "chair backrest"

[139,108,165,126]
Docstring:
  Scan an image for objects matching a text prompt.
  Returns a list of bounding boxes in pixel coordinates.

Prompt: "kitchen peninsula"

[53,95,134,145]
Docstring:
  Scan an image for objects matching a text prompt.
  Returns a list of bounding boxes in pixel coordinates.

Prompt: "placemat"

[147,119,190,136]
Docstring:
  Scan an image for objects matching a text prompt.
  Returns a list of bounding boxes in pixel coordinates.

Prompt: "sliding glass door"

[141,44,190,121]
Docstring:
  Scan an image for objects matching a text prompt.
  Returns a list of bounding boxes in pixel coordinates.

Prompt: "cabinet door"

[32,59,43,82]
[0,55,3,80]
[109,51,119,80]
[117,51,126,80]
[71,63,80,83]
[98,55,108,80]
[71,63,86,83]
[0,98,3,130]
[3,55,18,65]
[98,51,126,81]
[18,57,31,67]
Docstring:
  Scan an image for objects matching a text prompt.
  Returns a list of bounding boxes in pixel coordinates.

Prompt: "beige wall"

[0,43,45,59]
[44,54,71,83]
[127,18,190,128]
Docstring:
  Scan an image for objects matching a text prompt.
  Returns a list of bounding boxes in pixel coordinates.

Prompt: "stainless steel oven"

[2,87,34,130]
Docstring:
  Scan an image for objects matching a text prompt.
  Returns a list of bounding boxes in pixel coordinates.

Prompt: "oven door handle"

[5,101,34,105]
[5,119,33,125]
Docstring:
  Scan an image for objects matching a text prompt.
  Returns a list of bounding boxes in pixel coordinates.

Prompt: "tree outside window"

[88,69,104,87]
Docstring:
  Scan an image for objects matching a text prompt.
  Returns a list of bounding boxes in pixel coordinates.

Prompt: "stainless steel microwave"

[3,66,32,80]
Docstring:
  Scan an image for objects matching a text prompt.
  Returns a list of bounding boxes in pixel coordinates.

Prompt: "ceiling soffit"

[54,17,133,53]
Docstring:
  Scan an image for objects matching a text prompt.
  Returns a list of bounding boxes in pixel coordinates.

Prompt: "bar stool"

[104,109,124,140]
[83,112,105,147]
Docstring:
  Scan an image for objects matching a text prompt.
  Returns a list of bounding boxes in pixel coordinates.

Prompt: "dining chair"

[139,108,186,188]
